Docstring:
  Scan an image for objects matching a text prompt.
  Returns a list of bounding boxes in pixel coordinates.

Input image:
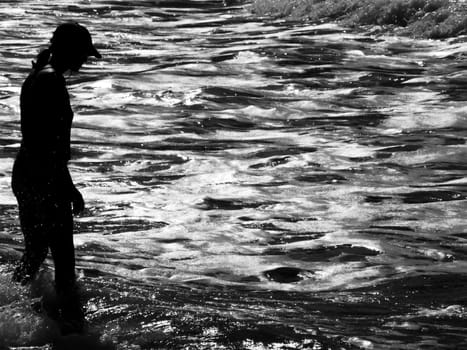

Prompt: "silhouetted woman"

[11,22,101,331]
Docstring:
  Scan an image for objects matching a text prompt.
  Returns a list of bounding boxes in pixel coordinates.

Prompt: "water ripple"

[0,0,466,348]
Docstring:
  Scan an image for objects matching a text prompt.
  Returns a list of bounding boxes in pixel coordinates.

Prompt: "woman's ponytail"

[31,48,51,70]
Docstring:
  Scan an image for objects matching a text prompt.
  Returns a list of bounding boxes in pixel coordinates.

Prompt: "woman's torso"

[13,65,74,198]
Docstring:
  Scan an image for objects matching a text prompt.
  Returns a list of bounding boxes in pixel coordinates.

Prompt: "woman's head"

[47,22,101,72]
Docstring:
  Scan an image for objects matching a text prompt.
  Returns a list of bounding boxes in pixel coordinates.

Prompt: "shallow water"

[0,0,467,349]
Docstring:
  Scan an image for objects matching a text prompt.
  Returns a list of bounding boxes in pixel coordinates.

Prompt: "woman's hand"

[71,187,85,215]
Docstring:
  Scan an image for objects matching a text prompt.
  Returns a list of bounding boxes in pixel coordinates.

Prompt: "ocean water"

[0,0,466,349]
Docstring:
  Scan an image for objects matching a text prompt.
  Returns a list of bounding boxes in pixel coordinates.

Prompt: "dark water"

[1,0,467,349]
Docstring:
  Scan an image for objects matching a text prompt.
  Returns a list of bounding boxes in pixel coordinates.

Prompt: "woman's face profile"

[68,52,88,72]
[56,46,89,72]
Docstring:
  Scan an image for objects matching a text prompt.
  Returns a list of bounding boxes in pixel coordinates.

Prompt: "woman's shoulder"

[31,65,64,89]
[35,65,60,80]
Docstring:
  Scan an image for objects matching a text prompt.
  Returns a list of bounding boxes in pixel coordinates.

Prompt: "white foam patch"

[230,51,268,64]
[420,42,467,59]
[330,143,377,159]
[416,305,466,318]
[346,337,374,349]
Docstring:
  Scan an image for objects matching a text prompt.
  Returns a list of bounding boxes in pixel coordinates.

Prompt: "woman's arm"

[62,164,85,214]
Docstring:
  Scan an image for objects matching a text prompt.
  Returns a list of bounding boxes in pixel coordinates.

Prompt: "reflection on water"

[1,0,467,348]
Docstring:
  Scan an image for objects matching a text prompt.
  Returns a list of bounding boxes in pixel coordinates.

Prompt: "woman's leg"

[12,160,49,284]
[48,201,84,328]
[48,201,76,293]
[13,201,49,284]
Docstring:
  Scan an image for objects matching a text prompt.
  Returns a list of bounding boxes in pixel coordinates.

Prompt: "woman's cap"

[51,22,101,58]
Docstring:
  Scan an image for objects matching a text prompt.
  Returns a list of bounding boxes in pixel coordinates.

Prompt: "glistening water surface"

[0,1,467,349]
